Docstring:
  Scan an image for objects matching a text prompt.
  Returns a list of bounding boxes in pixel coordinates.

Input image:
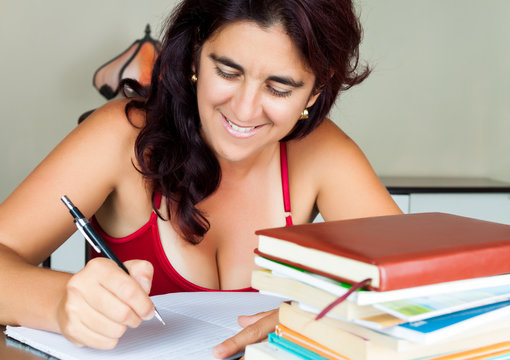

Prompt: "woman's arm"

[0,100,154,348]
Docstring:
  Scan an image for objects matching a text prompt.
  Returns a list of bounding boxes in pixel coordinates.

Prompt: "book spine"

[381,245,510,291]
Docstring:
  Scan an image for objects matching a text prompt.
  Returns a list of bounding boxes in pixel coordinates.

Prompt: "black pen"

[60,195,165,325]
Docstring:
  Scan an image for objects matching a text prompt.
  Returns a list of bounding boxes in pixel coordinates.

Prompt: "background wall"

[337,0,510,181]
[1,0,509,202]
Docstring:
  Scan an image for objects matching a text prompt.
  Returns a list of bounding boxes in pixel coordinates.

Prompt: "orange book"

[275,323,350,360]
[430,341,510,359]
[255,212,510,291]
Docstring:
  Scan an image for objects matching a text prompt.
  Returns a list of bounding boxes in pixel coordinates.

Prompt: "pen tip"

[154,309,165,325]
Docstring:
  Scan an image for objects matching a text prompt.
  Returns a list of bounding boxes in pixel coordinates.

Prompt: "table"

[1,325,52,359]
[381,176,510,194]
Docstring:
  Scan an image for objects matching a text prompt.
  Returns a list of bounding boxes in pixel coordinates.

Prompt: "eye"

[215,66,238,80]
[268,85,292,98]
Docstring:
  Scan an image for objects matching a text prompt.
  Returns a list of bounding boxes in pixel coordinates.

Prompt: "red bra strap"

[280,142,293,226]
[154,191,162,209]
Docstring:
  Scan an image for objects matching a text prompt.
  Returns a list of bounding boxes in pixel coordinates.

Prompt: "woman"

[0,0,401,358]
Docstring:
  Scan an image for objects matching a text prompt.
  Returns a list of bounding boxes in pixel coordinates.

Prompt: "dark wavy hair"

[126,0,370,244]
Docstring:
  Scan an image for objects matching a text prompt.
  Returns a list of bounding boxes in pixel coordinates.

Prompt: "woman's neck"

[216,143,280,181]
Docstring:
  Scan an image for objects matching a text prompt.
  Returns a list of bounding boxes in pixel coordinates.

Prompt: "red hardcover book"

[254,212,510,291]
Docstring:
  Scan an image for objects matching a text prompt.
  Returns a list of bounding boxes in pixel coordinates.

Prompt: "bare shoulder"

[288,119,363,170]
[77,98,145,148]
[51,98,147,191]
[287,119,401,221]
[65,98,149,181]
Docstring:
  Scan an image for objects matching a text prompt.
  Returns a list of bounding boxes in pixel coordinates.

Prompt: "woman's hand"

[56,258,155,349]
[212,308,278,359]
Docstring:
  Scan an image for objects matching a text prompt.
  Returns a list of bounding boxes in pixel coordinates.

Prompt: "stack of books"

[244,212,510,360]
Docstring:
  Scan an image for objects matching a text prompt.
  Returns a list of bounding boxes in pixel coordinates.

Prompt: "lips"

[222,115,263,138]
[226,118,256,132]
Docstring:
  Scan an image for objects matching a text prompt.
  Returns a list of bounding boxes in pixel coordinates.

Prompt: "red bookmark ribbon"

[315,278,372,320]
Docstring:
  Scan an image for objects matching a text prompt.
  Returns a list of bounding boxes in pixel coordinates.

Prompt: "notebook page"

[5,292,284,360]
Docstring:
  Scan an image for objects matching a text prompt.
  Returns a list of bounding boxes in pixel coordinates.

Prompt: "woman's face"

[195,20,319,163]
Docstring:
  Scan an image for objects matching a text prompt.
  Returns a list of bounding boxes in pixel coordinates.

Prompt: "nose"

[230,81,262,124]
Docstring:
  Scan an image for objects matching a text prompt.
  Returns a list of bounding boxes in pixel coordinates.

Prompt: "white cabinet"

[49,231,85,273]
[391,194,411,214]
[408,193,510,224]
[384,177,510,225]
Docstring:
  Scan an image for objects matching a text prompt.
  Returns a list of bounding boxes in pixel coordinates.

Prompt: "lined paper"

[5,292,284,360]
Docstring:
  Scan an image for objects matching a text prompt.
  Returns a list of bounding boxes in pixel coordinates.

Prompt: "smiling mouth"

[221,114,265,138]
[225,118,257,133]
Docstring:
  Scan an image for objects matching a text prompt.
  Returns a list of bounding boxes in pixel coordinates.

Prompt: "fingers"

[69,274,144,328]
[212,309,278,359]
[80,258,154,322]
[58,291,126,349]
[237,309,274,328]
[57,258,155,349]
[124,259,154,294]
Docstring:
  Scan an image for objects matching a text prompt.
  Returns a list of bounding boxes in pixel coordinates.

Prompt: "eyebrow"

[210,54,243,71]
[267,75,304,88]
[209,53,304,88]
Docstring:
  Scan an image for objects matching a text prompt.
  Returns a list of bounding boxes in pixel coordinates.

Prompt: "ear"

[306,70,333,108]
[305,90,321,108]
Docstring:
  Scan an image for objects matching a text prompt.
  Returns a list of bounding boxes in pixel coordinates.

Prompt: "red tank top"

[90,142,293,296]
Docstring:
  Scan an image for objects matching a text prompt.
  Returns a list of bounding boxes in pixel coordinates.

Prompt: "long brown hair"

[128,0,369,244]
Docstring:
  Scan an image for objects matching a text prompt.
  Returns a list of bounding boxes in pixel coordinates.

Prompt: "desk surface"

[380,176,510,194]
[1,326,50,359]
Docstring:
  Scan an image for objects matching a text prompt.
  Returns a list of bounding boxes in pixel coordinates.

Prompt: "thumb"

[124,260,154,294]
[238,309,276,328]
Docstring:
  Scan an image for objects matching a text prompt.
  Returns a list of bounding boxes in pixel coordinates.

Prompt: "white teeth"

[227,119,256,132]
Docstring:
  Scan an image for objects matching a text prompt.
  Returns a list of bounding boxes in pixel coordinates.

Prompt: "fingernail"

[212,344,225,357]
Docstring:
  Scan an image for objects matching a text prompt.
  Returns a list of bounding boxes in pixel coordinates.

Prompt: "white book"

[255,255,510,305]
[252,269,382,321]
[4,292,284,360]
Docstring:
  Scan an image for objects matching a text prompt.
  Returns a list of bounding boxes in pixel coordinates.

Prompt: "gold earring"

[191,73,198,83]
[299,109,309,120]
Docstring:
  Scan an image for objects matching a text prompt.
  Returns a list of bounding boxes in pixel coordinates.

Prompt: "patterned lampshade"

[92,24,161,99]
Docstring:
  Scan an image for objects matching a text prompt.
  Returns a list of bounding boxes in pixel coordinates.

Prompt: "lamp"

[92,24,161,99]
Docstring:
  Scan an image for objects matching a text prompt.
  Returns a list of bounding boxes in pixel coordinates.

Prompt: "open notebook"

[5,292,284,360]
